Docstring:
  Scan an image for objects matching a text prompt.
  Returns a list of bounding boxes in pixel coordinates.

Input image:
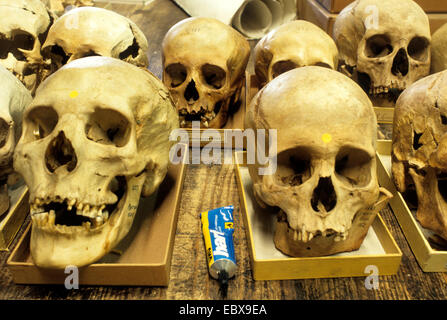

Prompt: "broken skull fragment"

[41,7,149,81]
[392,70,447,242]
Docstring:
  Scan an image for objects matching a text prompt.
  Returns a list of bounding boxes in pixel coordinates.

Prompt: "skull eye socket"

[365,34,393,58]
[26,106,58,140]
[13,33,35,51]
[335,147,372,187]
[201,64,226,89]
[85,108,131,148]
[408,36,429,61]
[275,148,311,186]
[165,63,187,88]
[44,44,70,68]
[0,118,10,148]
[272,60,298,79]
[0,32,35,61]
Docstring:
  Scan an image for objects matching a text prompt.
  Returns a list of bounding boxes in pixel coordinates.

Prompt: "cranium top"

[247,67,376,155]
[42,7,149,71]
[254,20,339,86]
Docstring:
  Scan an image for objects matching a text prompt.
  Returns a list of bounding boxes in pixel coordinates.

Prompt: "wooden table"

[0,0,446,300]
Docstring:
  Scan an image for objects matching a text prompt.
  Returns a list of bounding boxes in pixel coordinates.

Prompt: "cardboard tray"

[6,156,186,286]
[376,140,447,272]
[301,0,447,36]
[0,182,29,251]
[317,0,447,13]
[183,74,248,148]
[234,151,402,280]
[247,74,395,125]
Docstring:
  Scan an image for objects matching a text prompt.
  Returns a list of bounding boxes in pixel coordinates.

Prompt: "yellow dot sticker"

[225,222,234,229]
[69,90,78,99]
[322,133,332,144]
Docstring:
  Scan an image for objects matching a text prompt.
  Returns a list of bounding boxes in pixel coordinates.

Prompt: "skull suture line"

[0,0,54,95]
[392,70,447,242]
[41,7,149,79]
[13,56,179,268]
[246,66,391,257]
[333,0,430,107]
[254,20,339,88]
[0,65,32,217]
[162,17,250,129]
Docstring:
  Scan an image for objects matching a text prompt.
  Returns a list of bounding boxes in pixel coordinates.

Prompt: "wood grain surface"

[0,0,446,300]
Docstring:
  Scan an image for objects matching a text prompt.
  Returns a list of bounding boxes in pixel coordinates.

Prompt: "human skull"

[41,7,149,78]
[392,70,447,241]
[431,23,447,74]
[254,20,339,87]
[333,0,431,107]
[246,66,390,257]
[162,17,250,128]
[0,0,54,95]
[0,65,32,216]
[13,56,178,268]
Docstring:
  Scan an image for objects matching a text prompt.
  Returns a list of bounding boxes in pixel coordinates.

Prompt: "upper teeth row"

[31,197,109,220]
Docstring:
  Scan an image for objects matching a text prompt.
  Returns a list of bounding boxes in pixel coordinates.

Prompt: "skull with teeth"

[162,17,250,128]
[0,0,54,95]
[13,56,179,268]
[246,66,389,257]
[333,0,431,107]
[41,7,149,79]
[392,70,447,241]
[254,20,339,88]
[0,65,32,217]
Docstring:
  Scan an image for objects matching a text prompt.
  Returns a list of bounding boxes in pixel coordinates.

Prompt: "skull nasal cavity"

[184,80,199,102]
[45,131,77,173]
[311,177,337,213]
[392,48,409,76]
